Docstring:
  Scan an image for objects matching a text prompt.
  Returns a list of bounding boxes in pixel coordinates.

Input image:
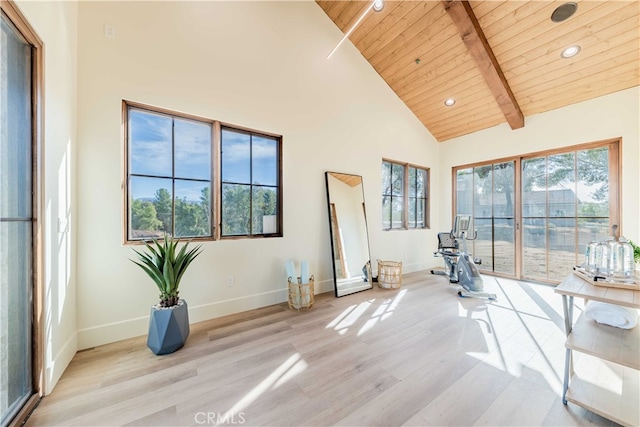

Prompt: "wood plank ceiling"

[317,0,640,142]
[329,172,364,187]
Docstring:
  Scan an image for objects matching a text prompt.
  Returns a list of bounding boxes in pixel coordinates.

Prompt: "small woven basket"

[287,276,314,311]
[377,260,402,289]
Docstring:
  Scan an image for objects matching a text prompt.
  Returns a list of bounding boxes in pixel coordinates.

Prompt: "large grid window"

[125,102,282,242]
[382,160,429,230]
[127,107,212,240]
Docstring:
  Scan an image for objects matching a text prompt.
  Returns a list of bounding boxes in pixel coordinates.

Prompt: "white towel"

[285,260,297,282]
[285,260,300,308]
[300,260,309,285]
[584,301,638,329]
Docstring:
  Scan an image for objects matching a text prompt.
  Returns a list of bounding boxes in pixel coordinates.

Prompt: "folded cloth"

[584,301,638,329]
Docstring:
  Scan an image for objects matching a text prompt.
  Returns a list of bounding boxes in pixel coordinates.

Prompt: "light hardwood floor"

[26,272,622,426]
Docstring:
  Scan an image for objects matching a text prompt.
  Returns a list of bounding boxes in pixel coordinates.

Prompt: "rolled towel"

[285,260,297,283]
[584,301,638,329]
[285,260,300,308]
[300,260,309,285]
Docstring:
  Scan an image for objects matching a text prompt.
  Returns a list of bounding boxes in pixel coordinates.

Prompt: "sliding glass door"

[522,146,613,281]
[456,161,516,275]
[454,141,619,283]
[1,9,37,425]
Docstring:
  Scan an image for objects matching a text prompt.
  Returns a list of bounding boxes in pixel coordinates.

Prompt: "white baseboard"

[401,261,432,273]
[77,281,335,350]
[371,260,432,276]
[77,315,149,350]
[187,288,288,324]
[45,332,77,394]
[313,278,335,294]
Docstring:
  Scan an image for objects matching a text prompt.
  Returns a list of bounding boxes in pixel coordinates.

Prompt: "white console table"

[555,273,640,427]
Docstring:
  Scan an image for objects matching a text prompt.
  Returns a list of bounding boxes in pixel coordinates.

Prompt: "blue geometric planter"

[147,299,190,355]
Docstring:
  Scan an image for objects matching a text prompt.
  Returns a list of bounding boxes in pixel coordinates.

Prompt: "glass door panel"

[576,147,610,253]
[547,153,576,280]
[548,218,576,280]
[472,165,493,269]
[1,12,34,425]
[494,218,515,275]
[455,162,515,275]
[473,217,493,271]
[547,153,576,218]
[455,169,473,216]
[578,218,610,253]
[522,157,548,280]
[523,218,547,278]
[521,147,612,281]
[493,162,515,275]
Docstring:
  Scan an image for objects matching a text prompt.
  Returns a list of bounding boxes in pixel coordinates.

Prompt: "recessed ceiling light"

[444,98,456,106]
[373,0,384,12]
[561,45,581,58]
[551,2,577,23]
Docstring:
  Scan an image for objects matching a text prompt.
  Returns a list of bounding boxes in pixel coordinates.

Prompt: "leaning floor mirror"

[325,172,373,297]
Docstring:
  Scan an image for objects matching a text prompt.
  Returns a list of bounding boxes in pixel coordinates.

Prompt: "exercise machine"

[431,215,497,300]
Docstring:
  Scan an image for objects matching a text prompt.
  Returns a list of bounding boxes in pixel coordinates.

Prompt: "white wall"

[75,1,440,349]
[439,87,640,245]
[14,1,78,394]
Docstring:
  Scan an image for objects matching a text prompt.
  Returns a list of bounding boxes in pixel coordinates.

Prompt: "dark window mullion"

[249,135,253,236]
[491,165,495,271]
[574,152,579,266]
[545,156,550,279]
[171,118,176,236]
[411,167,416,228]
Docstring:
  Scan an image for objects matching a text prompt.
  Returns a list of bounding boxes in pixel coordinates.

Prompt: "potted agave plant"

[131,235,202,355]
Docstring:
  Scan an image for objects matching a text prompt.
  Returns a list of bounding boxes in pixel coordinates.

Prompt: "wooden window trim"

[451,137,621,283]
[1,1,44,425]
[122,101,216,243]
[122,100,283,244]
[382,158,430,231]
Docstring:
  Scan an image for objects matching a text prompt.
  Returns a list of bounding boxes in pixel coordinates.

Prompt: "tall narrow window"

[1,6,41,425]
[382,161,404,229]
[127,107,212,240]
[408,166,428,229]
[382,160,429,230]
[220,128,280,237]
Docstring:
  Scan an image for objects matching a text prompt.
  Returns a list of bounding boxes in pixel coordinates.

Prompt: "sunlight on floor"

[223,353,308,420]
[327,300,372,334]
[325,304,356,329]
[458,275,584,396]
[357,289,407,336]
[324,288,408,336]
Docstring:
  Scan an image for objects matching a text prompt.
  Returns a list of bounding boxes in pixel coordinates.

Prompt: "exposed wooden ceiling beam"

[442,0,524,130]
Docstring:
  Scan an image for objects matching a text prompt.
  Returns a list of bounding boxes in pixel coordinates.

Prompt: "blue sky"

[221,129,277,186]
[129,109,278,201]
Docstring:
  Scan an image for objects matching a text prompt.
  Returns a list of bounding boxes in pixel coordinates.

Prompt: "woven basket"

[377,260,402,289]
[287,276,314,311]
